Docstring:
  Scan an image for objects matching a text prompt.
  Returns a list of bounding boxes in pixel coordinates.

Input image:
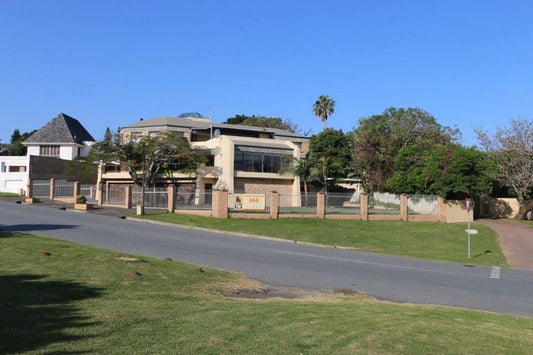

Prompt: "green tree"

[89,131,206,186]
[387,145,497,198]
[103,127,113,142]
[309,129,352,186]
[279,155,316,203]
[65,157,98,183]
[352,107,460,191]
[4,129,37,156]
[224,115,298,133]
[312,95,335,130]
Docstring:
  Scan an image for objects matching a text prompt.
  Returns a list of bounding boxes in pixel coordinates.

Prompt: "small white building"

[0,113,95,195]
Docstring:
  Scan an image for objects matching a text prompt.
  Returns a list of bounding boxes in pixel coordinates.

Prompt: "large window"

[130,132,143,142]
[40,145,60,157]
[234,146,291,173]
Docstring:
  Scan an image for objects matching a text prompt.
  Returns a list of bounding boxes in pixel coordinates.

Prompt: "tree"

[89,131,207,187]
[351,107,460,191]
[2,129,37,156]
[312,95,335,130]
[477,118,533,219]
[279,155,316,204]
[309,129,352,186]
[65,156,98,183]
[103,127,113,142]
[387,145,497,198]
[224,114,307,134]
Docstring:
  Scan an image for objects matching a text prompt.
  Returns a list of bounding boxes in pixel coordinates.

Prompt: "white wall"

[0,156,29,194]
[27,146,39,156]
[59,146,78,160]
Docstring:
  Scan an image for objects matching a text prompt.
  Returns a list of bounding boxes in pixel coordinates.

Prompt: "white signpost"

[465,198,476,259]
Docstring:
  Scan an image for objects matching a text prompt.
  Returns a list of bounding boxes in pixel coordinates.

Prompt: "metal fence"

[32,180,50,198]
[408,194,439,215]
[54,180,75,198]
[369,192,401,215]
[80,184,98,203]
[279,193,316,214]
[326,192,360,215]
[175,191,212,210]
[132,187,168,210]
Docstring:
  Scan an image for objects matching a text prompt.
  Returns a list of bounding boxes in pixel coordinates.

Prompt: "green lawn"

[0,192,20,197]
[134,213,508,266]
[0,233,531,354]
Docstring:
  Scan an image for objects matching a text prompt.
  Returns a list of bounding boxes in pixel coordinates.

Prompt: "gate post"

[212,190,228,218]
[400,194,408,221]
[168,184,175,213]
[97,182,104,206]
[49,178,55,200]
[317,192,325,219]
[73,182,80,202]
[125,186,132,209]
[360,193,369,221]
[270,191,279,219]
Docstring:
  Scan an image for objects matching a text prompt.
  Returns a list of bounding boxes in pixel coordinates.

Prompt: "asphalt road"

[2,201,533,318]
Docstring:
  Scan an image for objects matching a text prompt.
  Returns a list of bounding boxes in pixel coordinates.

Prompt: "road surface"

[1,201,533,318]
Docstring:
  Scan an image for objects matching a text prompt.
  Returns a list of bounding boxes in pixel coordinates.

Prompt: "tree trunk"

[514,199,533,220]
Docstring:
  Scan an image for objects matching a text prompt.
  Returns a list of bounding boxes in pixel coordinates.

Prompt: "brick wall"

[29,156,70,180]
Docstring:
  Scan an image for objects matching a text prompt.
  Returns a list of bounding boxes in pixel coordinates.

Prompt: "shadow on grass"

[0,223,79,233]
[0,274,103,353]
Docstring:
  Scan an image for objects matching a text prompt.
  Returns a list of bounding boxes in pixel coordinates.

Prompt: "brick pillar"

[360,192,368,221]
[49,178,55,200]
[317,192,325,219]
[400,194,408,221]
[125,186,132,209]
[270,191,279,219]
[212,190,228,218]
[26,179,33,198]
[73,182,80,202]
[438,197,446,222]
[168,184,175,213]
[97,182,104,206]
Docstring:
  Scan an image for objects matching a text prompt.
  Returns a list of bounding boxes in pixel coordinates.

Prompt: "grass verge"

[0,233,531,353]
[133,213,508,266]
[0,192,20,197]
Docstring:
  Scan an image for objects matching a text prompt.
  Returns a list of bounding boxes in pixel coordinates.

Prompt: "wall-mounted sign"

[233,193,266,211]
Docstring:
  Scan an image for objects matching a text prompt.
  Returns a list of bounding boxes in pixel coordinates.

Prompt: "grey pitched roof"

[23,113,95,145]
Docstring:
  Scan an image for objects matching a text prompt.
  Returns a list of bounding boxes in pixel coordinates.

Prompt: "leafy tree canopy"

[0,129,37,156]
[224,114,305,134]
[309,129,353,181]
[352,107,460,191]
[387,145,497,198]
[89,131,206,186]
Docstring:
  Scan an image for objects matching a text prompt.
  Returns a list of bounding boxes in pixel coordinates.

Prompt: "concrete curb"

[125,216,361,252]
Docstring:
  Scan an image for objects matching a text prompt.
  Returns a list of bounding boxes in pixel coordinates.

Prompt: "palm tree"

[312,95,335,130]
[279,156,316,206]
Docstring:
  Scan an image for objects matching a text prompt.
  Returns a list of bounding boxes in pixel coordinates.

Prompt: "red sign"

[465,198,472,212]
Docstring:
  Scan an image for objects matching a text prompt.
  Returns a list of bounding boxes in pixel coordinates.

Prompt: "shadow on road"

[0,274,103,353]
[0,224,79,233]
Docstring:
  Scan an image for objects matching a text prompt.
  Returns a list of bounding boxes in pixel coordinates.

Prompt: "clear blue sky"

[1,1,532,145]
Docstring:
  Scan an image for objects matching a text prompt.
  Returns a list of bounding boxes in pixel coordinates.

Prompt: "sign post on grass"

[465,197,472,258]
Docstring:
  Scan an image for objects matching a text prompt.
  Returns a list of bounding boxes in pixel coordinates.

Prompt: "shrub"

[76,194,87,204]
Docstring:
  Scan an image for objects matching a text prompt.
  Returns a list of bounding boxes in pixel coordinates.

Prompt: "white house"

[0,113,95,195]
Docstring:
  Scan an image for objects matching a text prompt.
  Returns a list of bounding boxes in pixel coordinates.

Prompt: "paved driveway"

[477,219,533,270]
